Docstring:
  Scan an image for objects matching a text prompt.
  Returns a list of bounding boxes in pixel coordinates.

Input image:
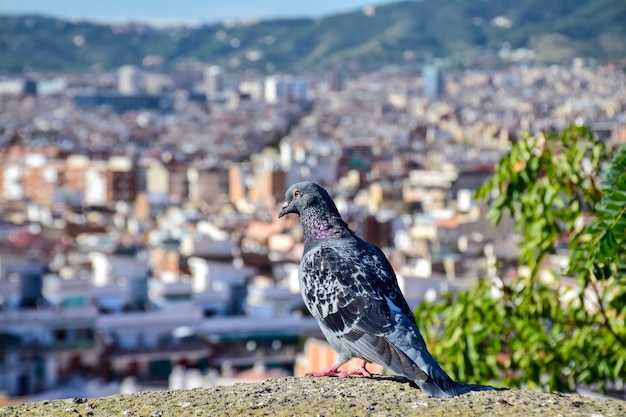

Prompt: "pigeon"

[278,181,464,397]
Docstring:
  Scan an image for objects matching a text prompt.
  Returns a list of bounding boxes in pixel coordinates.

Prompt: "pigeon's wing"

[300,241,429,382]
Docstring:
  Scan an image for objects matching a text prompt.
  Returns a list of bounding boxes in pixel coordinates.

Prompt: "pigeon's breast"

[299,244,353,316]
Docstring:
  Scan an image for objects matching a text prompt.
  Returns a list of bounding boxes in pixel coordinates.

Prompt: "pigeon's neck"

[300,207,353,245]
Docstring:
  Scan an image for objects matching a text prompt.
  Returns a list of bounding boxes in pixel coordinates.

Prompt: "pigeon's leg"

[342,360,371,377]
[307,360,371,378]
[307,362,350,378]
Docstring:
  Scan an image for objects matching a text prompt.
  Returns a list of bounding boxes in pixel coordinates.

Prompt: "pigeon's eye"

[294,189,302,198]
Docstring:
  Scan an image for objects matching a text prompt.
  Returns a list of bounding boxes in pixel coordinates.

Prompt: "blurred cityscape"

[1,50,626,405]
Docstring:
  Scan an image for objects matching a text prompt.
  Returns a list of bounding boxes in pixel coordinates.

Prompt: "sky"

[0,0,385,25]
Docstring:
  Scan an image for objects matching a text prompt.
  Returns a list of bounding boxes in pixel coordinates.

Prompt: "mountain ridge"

[1,0,625,74]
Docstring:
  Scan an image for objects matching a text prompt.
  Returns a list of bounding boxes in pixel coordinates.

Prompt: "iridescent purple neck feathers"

[300,204,353,249]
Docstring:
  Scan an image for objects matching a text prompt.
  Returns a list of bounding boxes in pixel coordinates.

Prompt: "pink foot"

[343,360,371,377]
[307,364,349,378]
[306,360,371,378]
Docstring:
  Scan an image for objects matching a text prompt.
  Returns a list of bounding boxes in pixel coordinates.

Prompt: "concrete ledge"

[1,376,623,416]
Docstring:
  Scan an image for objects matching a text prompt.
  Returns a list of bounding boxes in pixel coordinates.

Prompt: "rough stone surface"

[1,376,624,417]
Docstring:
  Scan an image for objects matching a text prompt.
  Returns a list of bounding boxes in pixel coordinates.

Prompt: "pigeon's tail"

[370,336,464,397]
[413,375,506,398]
[414,374,464,398]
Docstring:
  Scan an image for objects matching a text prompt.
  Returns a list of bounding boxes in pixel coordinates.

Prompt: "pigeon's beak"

[278,201,290,219]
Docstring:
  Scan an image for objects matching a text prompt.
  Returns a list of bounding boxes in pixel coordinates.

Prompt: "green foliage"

[476,126,608,278]
[416,126,626,393]
[569,143,626,282]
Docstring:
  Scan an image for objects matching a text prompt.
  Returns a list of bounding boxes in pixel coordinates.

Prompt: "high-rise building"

[204,65,224,99]
[263,75,284,104]
[423,64,445,98]
[65,155,89,196]
[84,162,108,206]
[108,156,138,203]
[228,164,247,205]
[22,155,60,206]
[329,70,344,92]
[118,65,143,95]
[249,169,286,207]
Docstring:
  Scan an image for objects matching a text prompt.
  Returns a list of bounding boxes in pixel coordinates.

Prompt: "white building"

[264,75,309,104]
[118,65,143,95]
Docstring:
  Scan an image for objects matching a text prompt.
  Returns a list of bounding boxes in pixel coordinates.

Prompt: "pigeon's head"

[278,181,340,219]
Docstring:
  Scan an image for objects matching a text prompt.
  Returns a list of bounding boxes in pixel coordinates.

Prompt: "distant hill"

[1,0,625,74]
